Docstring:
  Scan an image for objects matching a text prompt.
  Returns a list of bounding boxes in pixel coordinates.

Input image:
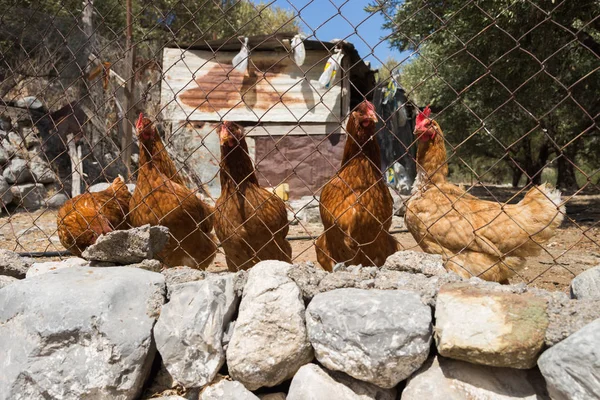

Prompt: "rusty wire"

[0,0,598,290]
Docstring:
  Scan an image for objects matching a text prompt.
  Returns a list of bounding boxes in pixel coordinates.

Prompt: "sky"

[272,0,411,69]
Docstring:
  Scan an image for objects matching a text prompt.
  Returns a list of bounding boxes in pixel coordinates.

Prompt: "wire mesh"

[0,0,598,291]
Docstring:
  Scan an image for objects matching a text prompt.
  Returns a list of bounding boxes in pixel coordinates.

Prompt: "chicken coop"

[160,34,380,199]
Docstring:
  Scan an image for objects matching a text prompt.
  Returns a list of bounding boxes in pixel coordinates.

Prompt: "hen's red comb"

[416,105,431,128]
[136,113,144,130]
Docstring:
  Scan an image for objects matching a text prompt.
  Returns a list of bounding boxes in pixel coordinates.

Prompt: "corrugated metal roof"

[161,48,343,123]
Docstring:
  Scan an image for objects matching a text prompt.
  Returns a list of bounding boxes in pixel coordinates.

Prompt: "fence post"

[67,134,82,197]
[121,0,135,179]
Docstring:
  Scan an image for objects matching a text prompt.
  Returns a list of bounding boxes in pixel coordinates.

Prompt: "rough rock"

[0,175,12,206]
[435,283,548,369]
[544,297,600,346]
[226,261,314,390]
[82,224,170,264]
[374,269,462,306]
[388,188,408,216]
[200,380,259,400]
[287,364,396,400]
[306,288,431,388]
[570,265,600,299]
[0,275,18,289]
[15,96,44,109]
[45,192,68,208]
[287,196,321,225]
[30,162,55,183]
[0,145,8,165]
[162,266,206,288]
[287,262,327,302]
[10,183,47,209]
[383,250,446,276]
[317,266,378,291]
[258,393,286,400]
[311,266,461,307]
[151,396,187,400]
[3,158,32,184]
[403,356,549,399]
[154,275,239,388]
[538,319,600,400]
[26,257,89,278]
[0,266,165,400]
[0,249,33,278]
[90,181,136,194]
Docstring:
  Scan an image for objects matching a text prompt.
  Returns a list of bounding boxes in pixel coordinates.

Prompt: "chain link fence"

[0,0,598,291]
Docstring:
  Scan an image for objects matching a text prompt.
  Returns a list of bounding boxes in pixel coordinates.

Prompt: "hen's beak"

[219,125,230,146]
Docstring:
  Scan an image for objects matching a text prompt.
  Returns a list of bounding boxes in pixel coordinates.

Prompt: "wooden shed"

[160,34,376,199]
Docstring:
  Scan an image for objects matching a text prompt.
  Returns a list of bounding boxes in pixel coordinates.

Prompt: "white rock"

[0,249,32,278]
[0,266,165,400]
[403,356,549,399]
[0,145,8,165]
[383,250,446,276]
[287,364,396,400]
[154,275,239,388]
[30,160,55,183]
[287,196,320,225]
[3,158,32,184]
[15,96,43,109]
[90,182,135,194]
[259,393,286,400]
[306,288,431,388]
[435,283,548,369]
[226,261,313,390]
[0,175,12,206]
[0,275,18,289]
[82,224,170,264]
[26,257,89,278]
[10,183,46,209]
[200,380,259,400]
[570,265,600,299]
[538,319,600,400]
[45,192,68,208]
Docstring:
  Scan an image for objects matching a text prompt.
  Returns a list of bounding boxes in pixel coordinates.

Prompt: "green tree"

[368,0,600,189]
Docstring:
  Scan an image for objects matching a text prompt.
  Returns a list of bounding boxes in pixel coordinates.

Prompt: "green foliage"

[368,0,600,189]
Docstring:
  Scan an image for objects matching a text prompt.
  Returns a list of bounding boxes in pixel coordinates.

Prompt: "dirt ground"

[1,186,599,293]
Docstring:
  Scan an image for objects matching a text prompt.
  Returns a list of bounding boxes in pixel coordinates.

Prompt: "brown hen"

[215,121,291,271]
[316,101,398,271]
[129,114,217,269]
[57,176,131,256]
[406,107,565,282]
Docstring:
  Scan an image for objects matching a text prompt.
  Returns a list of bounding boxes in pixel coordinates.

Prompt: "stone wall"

[1,229,599,400]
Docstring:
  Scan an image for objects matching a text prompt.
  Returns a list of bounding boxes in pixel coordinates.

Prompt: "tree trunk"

[557,154,578,190]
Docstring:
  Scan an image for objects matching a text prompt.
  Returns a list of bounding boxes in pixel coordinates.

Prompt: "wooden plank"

[161,48,343,123]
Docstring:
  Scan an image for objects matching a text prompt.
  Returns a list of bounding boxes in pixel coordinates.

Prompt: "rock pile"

[0,109,60,210]
[1,244,599,399]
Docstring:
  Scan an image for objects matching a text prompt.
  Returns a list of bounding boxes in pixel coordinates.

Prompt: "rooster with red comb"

[406,106,565,283]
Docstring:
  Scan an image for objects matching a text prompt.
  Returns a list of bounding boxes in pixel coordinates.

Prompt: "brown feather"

[57,176,131,256]
[316,101,398,271]
[129,117,216,269]
[406,118,564,282]
[215,121,291,271]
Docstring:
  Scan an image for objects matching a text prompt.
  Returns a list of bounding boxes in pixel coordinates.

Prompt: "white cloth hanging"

[291,34,306,66]
[232,37,250,74]
[318,49,344,89]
